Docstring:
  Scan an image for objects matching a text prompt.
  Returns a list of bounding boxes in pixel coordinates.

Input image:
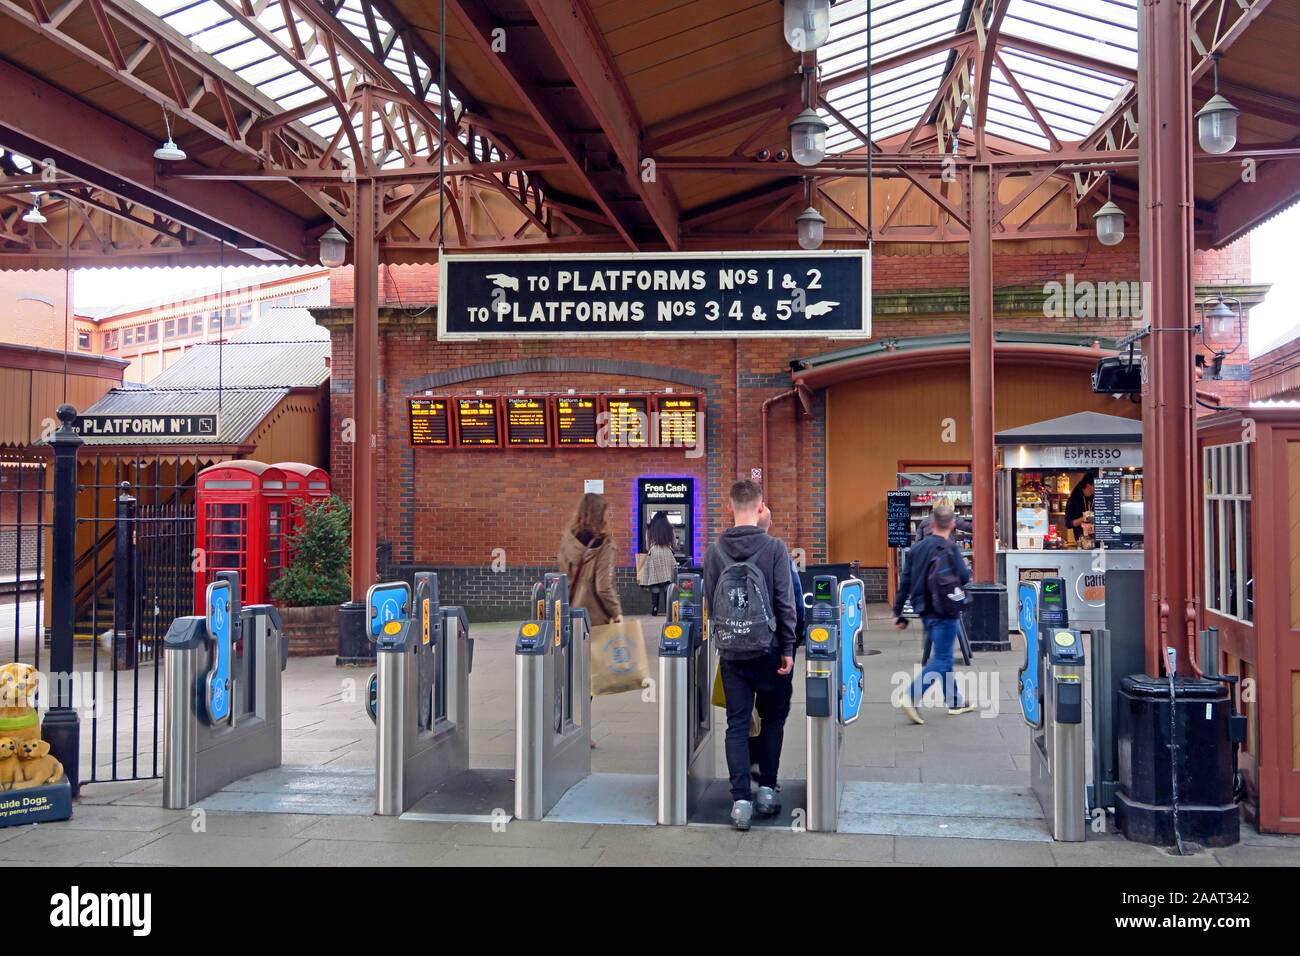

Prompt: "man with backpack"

[704,479,798,830]
[893,505,975,724]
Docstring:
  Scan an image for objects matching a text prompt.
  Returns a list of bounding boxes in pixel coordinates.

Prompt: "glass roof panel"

[822,0,1139,154]
[134,0,455,167]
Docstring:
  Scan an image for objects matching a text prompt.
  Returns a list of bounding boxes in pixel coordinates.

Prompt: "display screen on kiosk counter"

[606,396,649,447]
[815,579,833,601]
[408,398,451,446]
[555,396,598,446]
[657,396,699,448]
[505,396,550,447]
[455,397,501,446]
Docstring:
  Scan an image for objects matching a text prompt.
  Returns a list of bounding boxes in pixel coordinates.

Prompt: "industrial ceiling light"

[317,225,349,268]
[795,205,826,250]
[789,108,829,167]
[1092,173,1125,247]
[1195,54,1239,155]
[153,110,187,162]
[22,194,46,225]
[783,0,832,52]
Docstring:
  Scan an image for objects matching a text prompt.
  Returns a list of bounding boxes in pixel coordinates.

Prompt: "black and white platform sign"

[75,414,219,437]
[437,250,870,340]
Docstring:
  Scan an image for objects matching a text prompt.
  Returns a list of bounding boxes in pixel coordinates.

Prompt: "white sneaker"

[730,799,753,831]
[900,697,925,725]
[755,786,780,816]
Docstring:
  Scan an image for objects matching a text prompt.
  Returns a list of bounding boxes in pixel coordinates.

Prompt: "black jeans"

[721,651,793,800]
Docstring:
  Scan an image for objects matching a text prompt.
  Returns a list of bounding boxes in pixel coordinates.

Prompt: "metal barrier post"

[42,404,82,796]
[375,627,408,816]
[162,616,205,809]
[805,574,841,832]
[657,583,687,825]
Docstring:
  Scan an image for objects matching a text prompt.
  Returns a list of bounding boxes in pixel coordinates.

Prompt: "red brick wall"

[0,270,74,351]
[327,236,1253,569]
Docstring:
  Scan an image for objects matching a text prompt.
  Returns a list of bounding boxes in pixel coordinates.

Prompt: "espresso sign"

[887,491,913,548]
[438,251,870,340]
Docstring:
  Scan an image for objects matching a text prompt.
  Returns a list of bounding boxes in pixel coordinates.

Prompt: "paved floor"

[3,606,1297,866]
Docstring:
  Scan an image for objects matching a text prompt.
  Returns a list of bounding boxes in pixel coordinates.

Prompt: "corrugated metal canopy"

[79,387,288,444]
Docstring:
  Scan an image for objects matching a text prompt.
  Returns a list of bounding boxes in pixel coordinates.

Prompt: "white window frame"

[1202,441,1252,625]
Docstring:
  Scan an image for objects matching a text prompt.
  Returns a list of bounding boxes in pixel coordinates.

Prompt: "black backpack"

[710,551,777,655]
[925,540,970,619]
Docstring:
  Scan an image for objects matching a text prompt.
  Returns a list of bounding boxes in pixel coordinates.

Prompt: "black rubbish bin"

[336,601,374,666]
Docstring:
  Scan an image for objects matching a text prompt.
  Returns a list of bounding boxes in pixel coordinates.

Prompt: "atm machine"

[637,477,694,564]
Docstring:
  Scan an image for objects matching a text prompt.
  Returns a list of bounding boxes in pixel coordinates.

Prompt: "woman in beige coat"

[558,493,623,626]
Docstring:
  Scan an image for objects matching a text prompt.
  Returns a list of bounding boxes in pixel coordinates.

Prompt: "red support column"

[351,177,379,600]
[1138,0,1200,677]
[969,164,996,581]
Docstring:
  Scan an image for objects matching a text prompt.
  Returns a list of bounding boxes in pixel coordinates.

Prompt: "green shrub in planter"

[270,495,352,607]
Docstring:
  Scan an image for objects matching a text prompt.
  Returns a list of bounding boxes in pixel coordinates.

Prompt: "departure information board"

[555,396,598,446]
[657,396,699,449]
[408,398,451,446]
[505,396,550,447]
[606,396,649,447]
[455,397,501,447]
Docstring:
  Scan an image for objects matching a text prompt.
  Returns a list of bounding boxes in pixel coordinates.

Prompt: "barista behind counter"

[1063,473,1096,546]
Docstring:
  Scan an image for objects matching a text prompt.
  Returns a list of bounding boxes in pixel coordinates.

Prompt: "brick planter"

[278,604,339,657]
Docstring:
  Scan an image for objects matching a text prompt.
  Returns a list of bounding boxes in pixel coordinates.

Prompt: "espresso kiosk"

[995,411,1145,630]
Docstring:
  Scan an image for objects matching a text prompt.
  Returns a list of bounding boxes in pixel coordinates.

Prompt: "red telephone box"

[267,462,331,595]
[194,461,287,612]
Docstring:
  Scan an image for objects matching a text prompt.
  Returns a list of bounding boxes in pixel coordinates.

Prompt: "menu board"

[505,396,550,447]
[555,396,598,446]
[606,396,649,448]
[887,490,912,548]
[1092,476,1122,544]
[455,397,501,447]
[657,396,699,449]
[408,398,451,446]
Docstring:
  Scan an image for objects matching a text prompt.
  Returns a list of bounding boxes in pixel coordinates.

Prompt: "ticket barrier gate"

[656,574,715,825]
[805,574,865,832]
[514,573,591,821]
[163,570,287,809]
[366,575,514,820]
[1020,577,1086,841]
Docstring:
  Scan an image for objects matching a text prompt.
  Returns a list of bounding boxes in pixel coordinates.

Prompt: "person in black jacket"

[703,479,797,830]
[892,505,973,724]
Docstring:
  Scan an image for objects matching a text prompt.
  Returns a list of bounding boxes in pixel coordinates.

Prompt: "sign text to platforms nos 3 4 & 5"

[438,251,870,340]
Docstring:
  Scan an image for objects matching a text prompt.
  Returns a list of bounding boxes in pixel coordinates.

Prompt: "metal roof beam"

[524,0,678,249]
[0,57,307,259]
[445,0,638,249]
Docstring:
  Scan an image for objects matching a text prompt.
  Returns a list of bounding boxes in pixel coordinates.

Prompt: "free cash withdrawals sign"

[75,414,218,438]
[437,250,870,340]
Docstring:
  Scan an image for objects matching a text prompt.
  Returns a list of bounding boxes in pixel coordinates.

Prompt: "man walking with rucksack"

[893,505,974,724]
[704,479,798,830]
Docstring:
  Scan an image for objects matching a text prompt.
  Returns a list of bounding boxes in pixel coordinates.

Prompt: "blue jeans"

[909,617,965,708]
[720,652,792,801]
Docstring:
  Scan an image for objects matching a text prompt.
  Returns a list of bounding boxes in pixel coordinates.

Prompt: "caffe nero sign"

[437,251,870,340]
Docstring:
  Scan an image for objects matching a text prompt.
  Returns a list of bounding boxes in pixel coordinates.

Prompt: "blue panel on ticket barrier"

[839,579,865,724]
[366,581,411,638]
[1018,580,1041,728]
[205,578,233,724]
